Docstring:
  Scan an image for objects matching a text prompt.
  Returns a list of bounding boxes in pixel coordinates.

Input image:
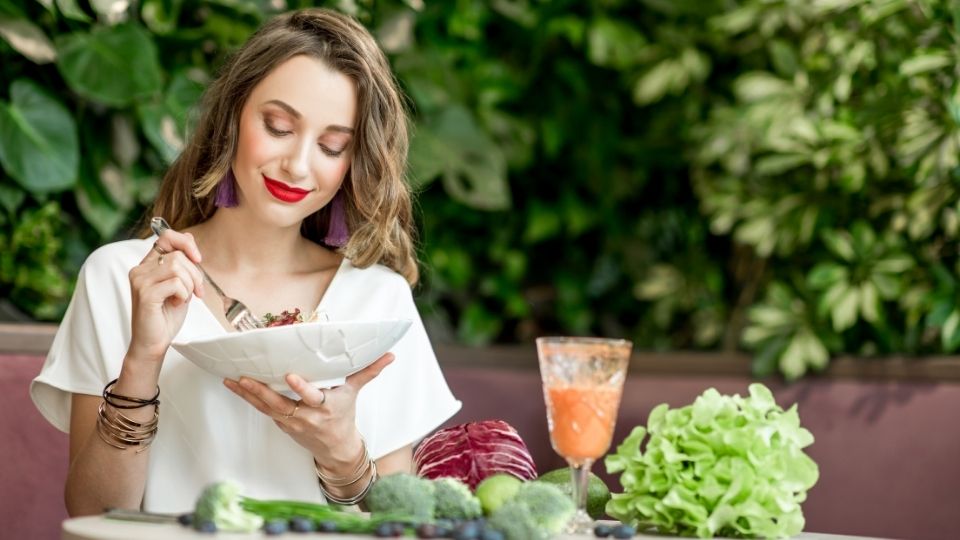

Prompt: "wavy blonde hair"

[144,8,418,285]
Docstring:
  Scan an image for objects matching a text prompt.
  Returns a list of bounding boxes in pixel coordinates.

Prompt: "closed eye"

[264,122,291,137]
[265,119,345,157]
[320,145,344,158]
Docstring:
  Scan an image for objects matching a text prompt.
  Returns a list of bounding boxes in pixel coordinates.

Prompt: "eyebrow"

[262,99,354,134]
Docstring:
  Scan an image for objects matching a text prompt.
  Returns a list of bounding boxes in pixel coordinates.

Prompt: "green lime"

[475,474,523,515]
[535,467,611,520]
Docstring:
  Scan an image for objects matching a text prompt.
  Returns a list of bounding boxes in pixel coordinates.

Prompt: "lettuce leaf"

[605,384,818,538]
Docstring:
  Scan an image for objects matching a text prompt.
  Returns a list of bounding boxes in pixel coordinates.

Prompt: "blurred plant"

[3,0,960,379]
[668,0,960,377]
[0,201,71,320]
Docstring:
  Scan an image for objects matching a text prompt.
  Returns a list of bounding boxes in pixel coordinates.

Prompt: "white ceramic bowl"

[171,319,412,390]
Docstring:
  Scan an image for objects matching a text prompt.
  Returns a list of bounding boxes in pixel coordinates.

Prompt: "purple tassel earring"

[213,169,239,208]
[323,191,349,247]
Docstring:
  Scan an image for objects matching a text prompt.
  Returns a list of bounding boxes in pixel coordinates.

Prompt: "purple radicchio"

[414,420,538,490]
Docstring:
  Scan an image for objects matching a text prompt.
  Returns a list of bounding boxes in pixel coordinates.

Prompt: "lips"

[263,175,311,203]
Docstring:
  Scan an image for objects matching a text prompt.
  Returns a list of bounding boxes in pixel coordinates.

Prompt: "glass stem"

[568,459,594,532]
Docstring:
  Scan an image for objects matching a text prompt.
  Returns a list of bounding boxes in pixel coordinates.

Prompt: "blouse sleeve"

[354,273,462,460]
[30,244,134,433]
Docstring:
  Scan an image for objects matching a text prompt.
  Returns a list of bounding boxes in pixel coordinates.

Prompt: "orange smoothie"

[545,385,621,461]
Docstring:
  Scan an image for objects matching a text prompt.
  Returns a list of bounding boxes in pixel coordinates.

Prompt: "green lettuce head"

[605,383,818,539]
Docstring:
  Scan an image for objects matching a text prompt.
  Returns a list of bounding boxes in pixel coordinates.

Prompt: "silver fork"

[150,217,263,332]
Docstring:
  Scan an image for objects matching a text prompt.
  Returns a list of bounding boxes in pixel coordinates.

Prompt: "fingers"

[153,277,192,307]
[150,229,204,297]
[164,253,202,299]
[224,377,296,420]
[285,373,328,407]
[346,353,395,391]
[132,251,204,302]
[155,230,202,264]
[226,354,395,427]
[134,248,204,299]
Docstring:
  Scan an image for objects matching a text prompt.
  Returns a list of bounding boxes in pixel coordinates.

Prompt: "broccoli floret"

[365,473,436,521]
[487,501,547,540]
[193,481,264,532]
[432,477,482,520]
[514,482,575,534]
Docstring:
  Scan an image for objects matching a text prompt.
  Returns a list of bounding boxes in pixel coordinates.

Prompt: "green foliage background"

[2,0,959,378]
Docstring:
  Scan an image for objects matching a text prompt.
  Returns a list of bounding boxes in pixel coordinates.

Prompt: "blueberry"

[317,520,338,532]
[479,530,503,540]
[290,516,316,533]
[453,521,480,540]
[375,522,397,537]
[416,523,439,538]
[264,519,289,535]
[176,513,194,527]
[594,523,613,537]
[457,521,480,533]
[612,524,636,539]
[434,525,452,538]
[195,520,216,533]
[391,522,407,535]
[435,519,455,533]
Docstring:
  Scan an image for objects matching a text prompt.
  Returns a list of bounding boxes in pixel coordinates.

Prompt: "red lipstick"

[263,175,310,203]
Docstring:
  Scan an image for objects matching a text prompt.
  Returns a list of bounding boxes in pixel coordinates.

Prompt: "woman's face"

[233,54,357,228]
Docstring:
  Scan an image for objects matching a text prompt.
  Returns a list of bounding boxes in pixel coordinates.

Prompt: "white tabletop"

[62,516,893,540]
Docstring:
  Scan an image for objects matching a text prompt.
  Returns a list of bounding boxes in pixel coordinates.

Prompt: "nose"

[281,137,311,180]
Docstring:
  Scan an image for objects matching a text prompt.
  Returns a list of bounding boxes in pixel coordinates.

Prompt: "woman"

[30,8,460,516]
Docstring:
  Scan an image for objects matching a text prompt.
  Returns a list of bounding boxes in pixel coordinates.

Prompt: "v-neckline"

[192,256,349,334]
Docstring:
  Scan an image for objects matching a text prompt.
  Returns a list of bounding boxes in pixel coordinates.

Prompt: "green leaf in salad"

[605,384,818,539]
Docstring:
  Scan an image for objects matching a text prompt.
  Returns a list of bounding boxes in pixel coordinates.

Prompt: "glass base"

[564,509,595,535]
[564,460,596,534]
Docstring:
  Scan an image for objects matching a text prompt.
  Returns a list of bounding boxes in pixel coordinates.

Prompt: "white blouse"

[31,238,461,512]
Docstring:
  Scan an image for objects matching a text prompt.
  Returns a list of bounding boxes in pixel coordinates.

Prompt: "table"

[62,516,893,540]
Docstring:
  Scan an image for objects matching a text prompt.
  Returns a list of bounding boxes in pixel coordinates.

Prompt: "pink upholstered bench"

[2,354,68,540]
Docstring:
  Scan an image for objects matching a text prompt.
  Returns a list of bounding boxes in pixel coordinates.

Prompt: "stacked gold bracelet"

[96,379,160,453]
[316,437,378,505]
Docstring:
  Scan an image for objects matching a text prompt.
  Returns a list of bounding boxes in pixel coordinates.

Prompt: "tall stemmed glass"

[536,337,632,534]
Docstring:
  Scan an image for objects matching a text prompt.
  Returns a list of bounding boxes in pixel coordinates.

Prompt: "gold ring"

[284,400,301,419]
[152,242,166,265]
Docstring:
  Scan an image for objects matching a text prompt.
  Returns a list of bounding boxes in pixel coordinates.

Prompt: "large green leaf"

[138,71,203,164]
[34,0,55,15]
[0,182,25,214]
[90,0,129,22]
[408,106,510,210]
[55,24,162,107]
[899,51,952,77]
[733,72,794,102]
[942,309,960,351]
[54,0,91,22]
[74,170,125,239]
[0,16,56,63]
[0,79,78,193]
[587,17,646,69]
[141,0,182,35]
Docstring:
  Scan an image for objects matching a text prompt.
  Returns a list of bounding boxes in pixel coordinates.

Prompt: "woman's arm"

[65,359,161,516]
[65,230,204,516]
[318,442,412,510]
[376,444,413,476]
